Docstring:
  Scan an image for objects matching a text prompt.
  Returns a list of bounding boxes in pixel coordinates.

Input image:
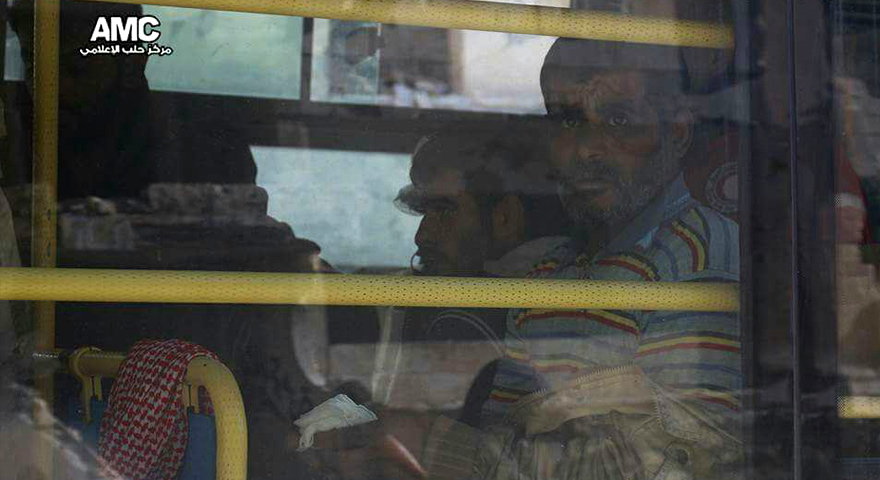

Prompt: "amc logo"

[90,16,161,42]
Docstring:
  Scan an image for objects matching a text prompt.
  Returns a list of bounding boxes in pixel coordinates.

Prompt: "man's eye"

[607,113,629,127]
[562,118,582,129]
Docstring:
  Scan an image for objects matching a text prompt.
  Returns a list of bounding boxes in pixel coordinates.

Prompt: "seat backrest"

[683,128,740,224]
[63,387,218,480]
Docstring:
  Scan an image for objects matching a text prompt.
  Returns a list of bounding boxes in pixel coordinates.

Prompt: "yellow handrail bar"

[0,267,739,311]
[86,0,733,49]
[839,396,880,419]
[43,349,248,480]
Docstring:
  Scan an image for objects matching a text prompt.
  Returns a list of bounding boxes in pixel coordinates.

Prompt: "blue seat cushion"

[64,397,217,480]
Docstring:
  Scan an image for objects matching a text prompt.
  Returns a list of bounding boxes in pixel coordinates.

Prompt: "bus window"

[0,0,856,479]
[141,6,304,99]
[310,0,571,113]
[252,147,418,272]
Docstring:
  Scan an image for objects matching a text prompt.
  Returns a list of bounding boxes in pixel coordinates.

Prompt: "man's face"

[413,169,489,277]
[543,70,681,226]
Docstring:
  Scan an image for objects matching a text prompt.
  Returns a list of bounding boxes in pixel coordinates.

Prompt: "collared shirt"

[483,175,741,437]
[483,236,571,278]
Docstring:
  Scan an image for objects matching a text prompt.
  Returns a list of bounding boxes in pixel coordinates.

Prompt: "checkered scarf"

[98,339,217,480]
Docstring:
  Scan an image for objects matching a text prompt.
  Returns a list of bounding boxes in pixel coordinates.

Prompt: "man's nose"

[575,130,607,161]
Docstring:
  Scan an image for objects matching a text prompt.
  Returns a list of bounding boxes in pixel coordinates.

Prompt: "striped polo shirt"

[483,174,741,437]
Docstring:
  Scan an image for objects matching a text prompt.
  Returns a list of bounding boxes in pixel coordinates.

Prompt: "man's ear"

[671,107,694,160]
[491,195,526,251]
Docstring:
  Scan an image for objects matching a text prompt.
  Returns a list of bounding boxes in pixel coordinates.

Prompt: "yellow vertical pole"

[33,0,59,475]
[34,0,60,394]
[33,0,59,329]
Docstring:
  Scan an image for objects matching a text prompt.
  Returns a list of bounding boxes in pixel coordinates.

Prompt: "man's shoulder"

[590,201,739,283]
[524,202,739,282]
[524,239,585,279]
[646,201,740,281]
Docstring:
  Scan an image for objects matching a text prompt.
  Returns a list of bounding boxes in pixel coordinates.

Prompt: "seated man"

[427,37,742,480]
[399,129,571,431]
[298,129,571,480]
[396,129,570,342]
[9,5,340,480]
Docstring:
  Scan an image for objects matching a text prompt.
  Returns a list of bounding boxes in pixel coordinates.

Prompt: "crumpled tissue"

[294,394,378,451]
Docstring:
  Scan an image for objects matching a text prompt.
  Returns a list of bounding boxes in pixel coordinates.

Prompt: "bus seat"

[59,343,246,480]
[63,386,218,480]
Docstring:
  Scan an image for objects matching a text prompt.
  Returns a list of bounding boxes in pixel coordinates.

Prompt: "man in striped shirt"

[474,37,742,479]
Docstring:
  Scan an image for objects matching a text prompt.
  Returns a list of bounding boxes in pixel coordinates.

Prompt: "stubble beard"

[558,139,677,230]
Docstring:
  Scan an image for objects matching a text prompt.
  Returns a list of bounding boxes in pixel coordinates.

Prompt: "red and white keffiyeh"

[98,339,218,480]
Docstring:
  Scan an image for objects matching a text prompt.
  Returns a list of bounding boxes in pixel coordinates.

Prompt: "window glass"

[0,1,764,480]
[310,0,570,113]
[253,146,419,271]
[834,2,880,478]
[309,19,382,104]
[4,23,24,81]
[6,7,306,96]
[142,6,302,98]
